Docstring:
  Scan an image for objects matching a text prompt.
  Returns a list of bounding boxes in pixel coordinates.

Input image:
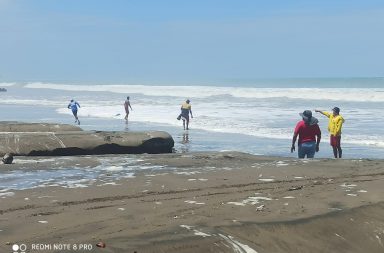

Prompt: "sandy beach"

[1,152,384,253]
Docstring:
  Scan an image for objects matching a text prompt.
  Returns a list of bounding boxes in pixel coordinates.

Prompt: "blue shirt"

[68,101,80,111]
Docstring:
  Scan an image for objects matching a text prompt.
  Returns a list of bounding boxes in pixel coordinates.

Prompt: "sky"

[0,0,384,84]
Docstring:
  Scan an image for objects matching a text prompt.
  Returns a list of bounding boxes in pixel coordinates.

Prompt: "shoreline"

[1,152,384,252]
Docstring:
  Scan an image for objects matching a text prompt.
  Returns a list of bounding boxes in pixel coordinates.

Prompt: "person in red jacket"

[291,110,321,158]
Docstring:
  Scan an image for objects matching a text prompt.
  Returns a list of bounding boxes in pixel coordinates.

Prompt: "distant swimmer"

[315,107,345,158]
[178,99,193,130]
[291,110,321,159]
[124,96,133,121]
[68,99,81,125]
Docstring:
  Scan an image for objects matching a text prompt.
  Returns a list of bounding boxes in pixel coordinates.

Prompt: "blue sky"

[0,0,384,84]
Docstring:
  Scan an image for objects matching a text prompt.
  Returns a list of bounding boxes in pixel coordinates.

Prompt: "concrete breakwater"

[0,122,174,156]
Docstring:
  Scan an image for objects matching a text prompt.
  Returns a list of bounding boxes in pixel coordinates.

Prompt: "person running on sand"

[291,110,321,159]
[124,96,133,121]
[68,99,81,125]
[179,99,193,130]
[315,107,345,158]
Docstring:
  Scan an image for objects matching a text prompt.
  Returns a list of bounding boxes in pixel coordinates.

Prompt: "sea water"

[0,79,383,159]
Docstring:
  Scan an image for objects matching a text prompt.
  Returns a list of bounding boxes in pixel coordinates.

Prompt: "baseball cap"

[332,107,340,114]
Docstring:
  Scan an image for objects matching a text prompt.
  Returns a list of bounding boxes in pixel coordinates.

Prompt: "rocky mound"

[0,122,174,155]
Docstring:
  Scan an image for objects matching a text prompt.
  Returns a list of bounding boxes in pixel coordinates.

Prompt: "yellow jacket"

[181,102,191,110]
[323,112,345,136]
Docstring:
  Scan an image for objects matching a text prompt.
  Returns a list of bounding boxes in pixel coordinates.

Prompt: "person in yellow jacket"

[315,107,345,158]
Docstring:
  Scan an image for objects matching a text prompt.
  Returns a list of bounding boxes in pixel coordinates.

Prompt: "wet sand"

[1,152,384,253]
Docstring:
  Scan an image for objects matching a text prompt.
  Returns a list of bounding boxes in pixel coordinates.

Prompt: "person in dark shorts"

[291,110,321,158]
[67,99,81,125]
[179,99,193,130]
[315,107,345,158]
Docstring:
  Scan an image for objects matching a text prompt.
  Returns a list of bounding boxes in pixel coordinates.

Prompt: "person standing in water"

[315,107,345,158]
[291,110,321,159]
[68,99,81,125]
[179,99,193,130]
[124,96,133,121]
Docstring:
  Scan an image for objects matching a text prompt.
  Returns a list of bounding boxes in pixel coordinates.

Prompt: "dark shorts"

[181,109,189,121]
[72,109,78,116]
[330,135,341,147]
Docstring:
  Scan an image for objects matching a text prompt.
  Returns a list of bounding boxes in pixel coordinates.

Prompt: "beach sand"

[1,152,384,253]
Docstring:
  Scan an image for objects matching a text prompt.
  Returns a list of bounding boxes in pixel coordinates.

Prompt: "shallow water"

[0,81,383,159]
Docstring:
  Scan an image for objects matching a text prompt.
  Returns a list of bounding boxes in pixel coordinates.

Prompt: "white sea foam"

[0,82,16,87]
[185,200,205,205]
[180,225,194,230]
[104,166,124,171]
[219,234,258,253]
[0,192,15,197]
[259,179,275,182]
[194,230,211,237]
[99,182,122,186]
[227,202,246,206]
[340,183,357,188]
[175,171,201,175]
[228,195,272,206]
[276,161,289,166]
[23,83,384,102]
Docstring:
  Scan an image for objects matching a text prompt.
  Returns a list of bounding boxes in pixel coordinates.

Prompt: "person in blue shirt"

[68,99,81,125]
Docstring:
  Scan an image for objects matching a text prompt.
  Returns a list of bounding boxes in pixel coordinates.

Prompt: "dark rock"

[2,153,13,164]
[0,122,174,156]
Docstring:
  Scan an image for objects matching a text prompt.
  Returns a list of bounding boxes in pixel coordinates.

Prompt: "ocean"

[1,78,383,159]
